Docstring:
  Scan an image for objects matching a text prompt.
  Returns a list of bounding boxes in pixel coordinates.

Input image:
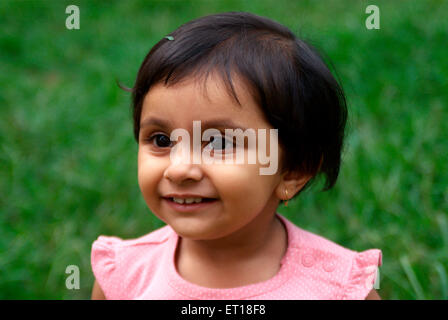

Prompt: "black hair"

[130,11,348,200]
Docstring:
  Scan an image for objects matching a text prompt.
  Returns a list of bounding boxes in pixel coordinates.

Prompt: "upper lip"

[163,193,217,199]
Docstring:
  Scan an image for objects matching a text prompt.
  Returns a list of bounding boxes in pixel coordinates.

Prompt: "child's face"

[137,74,287,240]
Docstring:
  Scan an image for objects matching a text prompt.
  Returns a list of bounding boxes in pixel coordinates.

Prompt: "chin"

[171,223,226,241]
[173,227,212,240]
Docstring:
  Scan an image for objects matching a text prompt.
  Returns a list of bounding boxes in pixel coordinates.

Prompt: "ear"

[275,169,313,202]
[275,155,323,202]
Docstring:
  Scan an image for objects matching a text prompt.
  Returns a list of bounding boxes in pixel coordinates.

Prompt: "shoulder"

[291,222,358,257]
[280,215,382,300]
[92,224,172,249]
[90,224,174,299]
[282,215,361,264]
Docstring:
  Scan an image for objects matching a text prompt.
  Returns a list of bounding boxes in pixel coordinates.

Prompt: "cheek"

[209,163,275,205]
[137,150,163,197]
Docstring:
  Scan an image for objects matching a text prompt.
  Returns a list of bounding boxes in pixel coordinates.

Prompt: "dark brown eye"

[147,134,172,148]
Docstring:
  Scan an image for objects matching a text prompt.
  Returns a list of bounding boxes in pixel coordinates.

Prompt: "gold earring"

[284,189,289,206]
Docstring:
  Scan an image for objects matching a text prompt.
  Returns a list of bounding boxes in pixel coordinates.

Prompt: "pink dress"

[91,213,382,300]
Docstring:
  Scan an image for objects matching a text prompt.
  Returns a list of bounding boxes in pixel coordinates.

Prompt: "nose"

[163,162,203,184]
[163,145,204,184]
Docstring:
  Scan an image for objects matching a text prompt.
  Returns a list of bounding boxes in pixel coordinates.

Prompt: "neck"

[174,201,288,288]
[180,213,283,263]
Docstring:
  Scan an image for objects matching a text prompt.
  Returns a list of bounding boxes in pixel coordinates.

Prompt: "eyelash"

[144,133,235,152]
[144,133,173,148]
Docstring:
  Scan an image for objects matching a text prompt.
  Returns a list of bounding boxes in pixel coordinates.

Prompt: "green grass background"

[1,0,447,299]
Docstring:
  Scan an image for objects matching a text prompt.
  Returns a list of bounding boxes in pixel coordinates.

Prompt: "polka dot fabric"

[91,213,382,300]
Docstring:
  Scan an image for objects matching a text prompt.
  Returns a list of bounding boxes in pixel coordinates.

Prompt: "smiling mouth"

[163,197,218,205]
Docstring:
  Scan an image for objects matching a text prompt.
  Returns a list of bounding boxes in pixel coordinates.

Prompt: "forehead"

[140,74,270,130]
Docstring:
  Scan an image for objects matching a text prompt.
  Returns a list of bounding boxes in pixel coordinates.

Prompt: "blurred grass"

[0,0,447,299]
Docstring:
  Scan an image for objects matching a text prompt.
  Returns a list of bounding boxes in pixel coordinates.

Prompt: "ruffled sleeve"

[91,235,122,299]
[341,249,383,300]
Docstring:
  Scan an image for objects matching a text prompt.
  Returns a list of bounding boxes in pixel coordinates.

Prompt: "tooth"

[173,198,185,204]
[193,198,202,203]
[185,198,195,204]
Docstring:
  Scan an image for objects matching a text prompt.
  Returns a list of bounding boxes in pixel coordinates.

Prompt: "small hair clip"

[164,36,174,41]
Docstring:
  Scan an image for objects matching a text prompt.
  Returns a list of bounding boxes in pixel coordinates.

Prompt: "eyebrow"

[140,117,249,131]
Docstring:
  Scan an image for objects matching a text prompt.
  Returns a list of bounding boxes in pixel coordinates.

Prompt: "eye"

[206,134,235,153]
[145,133,173,148]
